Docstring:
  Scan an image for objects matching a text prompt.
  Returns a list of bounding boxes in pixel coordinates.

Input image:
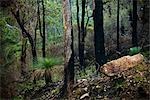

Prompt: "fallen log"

[100,54,144,76]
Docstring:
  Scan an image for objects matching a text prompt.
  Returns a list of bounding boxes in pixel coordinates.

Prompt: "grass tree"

[32,58,62,85]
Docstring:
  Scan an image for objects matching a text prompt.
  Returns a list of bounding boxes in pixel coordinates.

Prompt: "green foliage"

[32,57,63,84]
[0,12,21,65]
[129,47,141,55]
[34,57,63,69]
[76,66,96,79]
[44,0,63,44]
[142,50,150,58]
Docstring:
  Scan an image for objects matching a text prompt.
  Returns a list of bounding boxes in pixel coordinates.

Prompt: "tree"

[37,0,42,49]
[117,0,120,50]
[62,0,74,98]
[93,0,106,72]
[37,0,46,58]
[76,0,81,66]
[132,0,138,47]
[79,0,86,70]
[76,0,86,70]
[41,0,46,57]
[12,10,37,63]
[20,38,27,76]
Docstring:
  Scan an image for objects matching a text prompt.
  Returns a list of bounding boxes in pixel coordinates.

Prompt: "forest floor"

[20,57,150,100]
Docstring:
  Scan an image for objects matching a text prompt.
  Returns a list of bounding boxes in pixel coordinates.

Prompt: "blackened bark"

[117,0,120,50]
[79,0,86,70]
[93,0,106,71]
[37,0,42,40]
[76,0,80,62]
[42,0,46,57]
[20,38,27,76]
[132,0,138,47]
[12,10,37,63]
[62,0,74,98]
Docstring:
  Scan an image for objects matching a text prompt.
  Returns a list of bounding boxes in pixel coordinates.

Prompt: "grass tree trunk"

[45,69,52,85]
[93,0,106,72]
[62,0,74,98]
[132,0,138,47]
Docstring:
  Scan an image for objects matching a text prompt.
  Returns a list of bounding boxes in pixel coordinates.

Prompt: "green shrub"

[32,57,63,84]
[129,47,141,55]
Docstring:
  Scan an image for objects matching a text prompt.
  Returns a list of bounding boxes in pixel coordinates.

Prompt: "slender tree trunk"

[12,10,37,63]
[79,0,86,70]
[117,0,120,50]
[37,0,42,43]
[93,0,106,72]
[76,0,80,62]
[62,0,74,98]
[132,0,138,47]
[34,17,38,53]
[20,38,27,76]
[42,0,46,57]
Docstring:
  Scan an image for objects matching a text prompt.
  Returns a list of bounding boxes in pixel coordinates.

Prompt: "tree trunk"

[62,0,74,98]
[132,0,138,47]
[20,38,27,76]
[79,0,86,70]
[12,10,37,63]
[117,0,120,51]
[42,0,46,58]
[93,0,106,72]
[37,0,42,46]
[76,0,80,63]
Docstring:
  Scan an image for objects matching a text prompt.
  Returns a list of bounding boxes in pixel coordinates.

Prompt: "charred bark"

[12,10,37,63]
[117,0,120,51]
[37,0,42,41]
[132,0,138,47]
[41,0,46,57]
[93,0,106,72]
[79,0,86,70]
[20,38,27,76]
[76,0,80,62]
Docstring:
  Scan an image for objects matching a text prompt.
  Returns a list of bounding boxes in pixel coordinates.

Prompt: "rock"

[80,93,89,100]
[83,87,88,91]
[101,54,144,76]
[77,79,88,83]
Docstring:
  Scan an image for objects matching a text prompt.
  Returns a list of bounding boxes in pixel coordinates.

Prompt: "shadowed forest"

[0,0,150,99]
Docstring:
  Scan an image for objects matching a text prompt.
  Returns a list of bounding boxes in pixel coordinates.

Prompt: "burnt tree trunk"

[132,0,138,47]
[76,0,80,63]
[12,10,37,63]
[93,0,106,72]
[20,38,27,76]
[62,0,74,98]
[41,0,46,57]
[117,0,120,50]
[79,0,86,70]
[37,0,42,46]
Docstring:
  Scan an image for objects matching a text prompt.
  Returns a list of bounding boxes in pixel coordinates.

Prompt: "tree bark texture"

[93,0,106,71]
[62,0,74,98]
[117,0,120,50]
[132,0,138,47]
